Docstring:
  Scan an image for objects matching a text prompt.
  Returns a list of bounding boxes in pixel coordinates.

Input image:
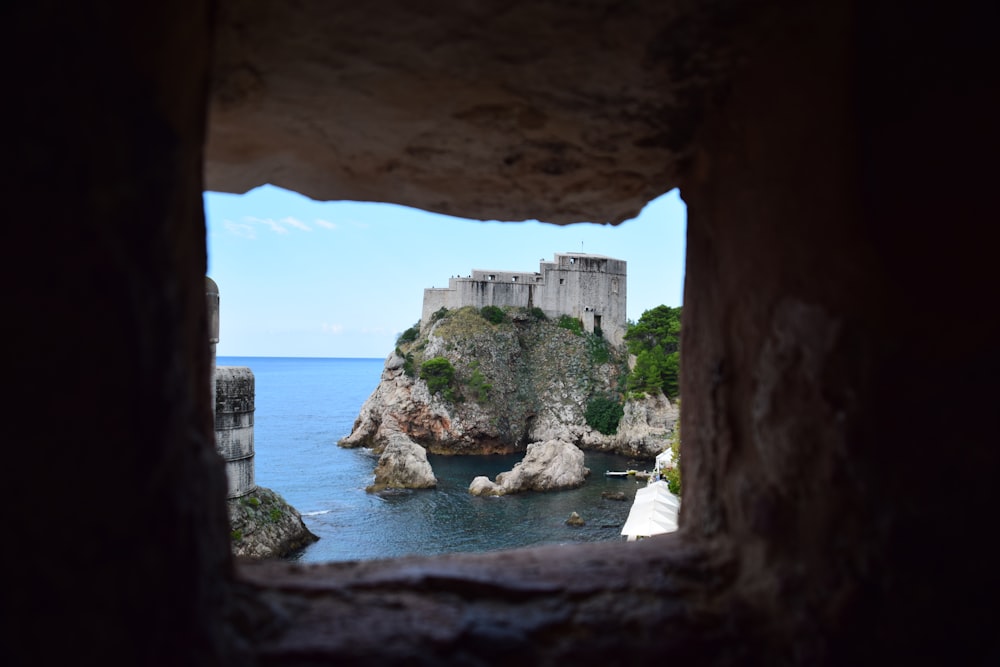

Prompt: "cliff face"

[339,306,677,459]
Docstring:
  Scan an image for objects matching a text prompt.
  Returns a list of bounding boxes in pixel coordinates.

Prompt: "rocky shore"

[227,486,318,560]
[339,306,678,493]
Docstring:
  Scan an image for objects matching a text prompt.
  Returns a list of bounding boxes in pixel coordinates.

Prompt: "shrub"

[465,361,492,402]
[420,356,456,399]
[586,333,610,364]
[401,351,416,378]
[526,307,548,321]
[663,414,682,495]
[585,395,624,435]
[480,305,505,324]
[396,322,420,345]
[557,314,584,336]
[430,307,449,323]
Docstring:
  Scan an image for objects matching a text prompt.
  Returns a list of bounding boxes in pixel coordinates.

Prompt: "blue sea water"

[218,356,649,563]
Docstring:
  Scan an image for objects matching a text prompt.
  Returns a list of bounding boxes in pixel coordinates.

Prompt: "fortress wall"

[423,277,536,323]
[215,366,256,499]
[421,254,626,344]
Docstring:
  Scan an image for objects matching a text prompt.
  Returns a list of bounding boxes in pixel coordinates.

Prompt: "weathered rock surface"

[340,307,668,462]
[613,392,679,459]
[206,2,733,225]
[368,433,437,492]
[468,439,589,496]
[228,486,318,560]
[565,511,585,527]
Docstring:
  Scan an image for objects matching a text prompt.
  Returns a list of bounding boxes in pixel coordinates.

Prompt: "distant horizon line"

[216,355,385,360]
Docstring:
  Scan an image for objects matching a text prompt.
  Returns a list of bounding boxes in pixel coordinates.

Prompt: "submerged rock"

[368,432,437,492]
[228,486,318,560]
[565,511,586,527]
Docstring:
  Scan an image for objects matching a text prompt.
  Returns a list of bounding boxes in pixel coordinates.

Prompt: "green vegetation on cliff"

[420,356,458,402]
[585,394,624,435]
[394,305,628,442]
[662,410,682,495]
[624,305,682,400]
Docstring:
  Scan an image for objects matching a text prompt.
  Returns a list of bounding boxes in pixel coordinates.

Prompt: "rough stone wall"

[422,253,627,344]
[214,366,257,499]
[4,2,236,664]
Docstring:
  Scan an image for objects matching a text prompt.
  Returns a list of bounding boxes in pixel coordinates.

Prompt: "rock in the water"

[368,433,437,492]
[566,511,585,527]
[470,439,589,495]
[601,491,627,501]
[468,475,504,496]
[228,486,318,560]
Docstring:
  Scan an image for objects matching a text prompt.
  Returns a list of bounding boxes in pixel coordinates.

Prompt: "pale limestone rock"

[468,476,504,497]
[368,433,437,492]
[614,392,679,459]
[473,440,589,495]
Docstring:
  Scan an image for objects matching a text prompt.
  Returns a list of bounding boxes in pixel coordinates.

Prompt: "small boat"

[604,470,632,478]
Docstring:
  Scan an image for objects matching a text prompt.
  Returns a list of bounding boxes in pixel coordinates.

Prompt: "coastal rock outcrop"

[341,306,677,486]
[467,439,589,495]
[227,486,319,560]
[340,307,627,456]
[368,433,437,492]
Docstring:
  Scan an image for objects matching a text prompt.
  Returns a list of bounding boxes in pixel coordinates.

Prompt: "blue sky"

[205,185,687,358]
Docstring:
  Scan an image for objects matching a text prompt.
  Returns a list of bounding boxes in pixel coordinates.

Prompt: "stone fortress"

[207,277,256,499]
[422,252,627,346]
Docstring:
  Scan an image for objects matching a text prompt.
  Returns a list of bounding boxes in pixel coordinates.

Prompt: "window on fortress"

[559,278,565,285]
[512,276,518,282]
[488,275,495,281]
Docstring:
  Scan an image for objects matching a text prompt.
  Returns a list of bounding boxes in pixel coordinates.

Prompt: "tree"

[585,395,624,435]
[624,305,682,399]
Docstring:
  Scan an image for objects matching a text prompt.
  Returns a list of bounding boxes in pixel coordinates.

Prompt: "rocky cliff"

[227,486,319,560]
[339,306,678,490]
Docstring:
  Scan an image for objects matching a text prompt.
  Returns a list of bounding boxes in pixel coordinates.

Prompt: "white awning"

[621,480,680,539]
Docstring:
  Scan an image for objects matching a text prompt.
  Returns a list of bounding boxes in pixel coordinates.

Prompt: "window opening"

[204,186,687,564]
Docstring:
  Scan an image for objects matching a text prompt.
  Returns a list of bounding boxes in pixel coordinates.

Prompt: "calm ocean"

[218,356,648,563]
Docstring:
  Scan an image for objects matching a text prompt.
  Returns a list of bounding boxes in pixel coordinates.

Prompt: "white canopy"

[655,448,675,471]
[621,480,680,540]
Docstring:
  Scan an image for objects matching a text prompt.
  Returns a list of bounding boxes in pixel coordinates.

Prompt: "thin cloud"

[322,323,345,335]
[244,216,289,234]
[281,216,311,231]
[223,219,257,239]
[314,218,337,230]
